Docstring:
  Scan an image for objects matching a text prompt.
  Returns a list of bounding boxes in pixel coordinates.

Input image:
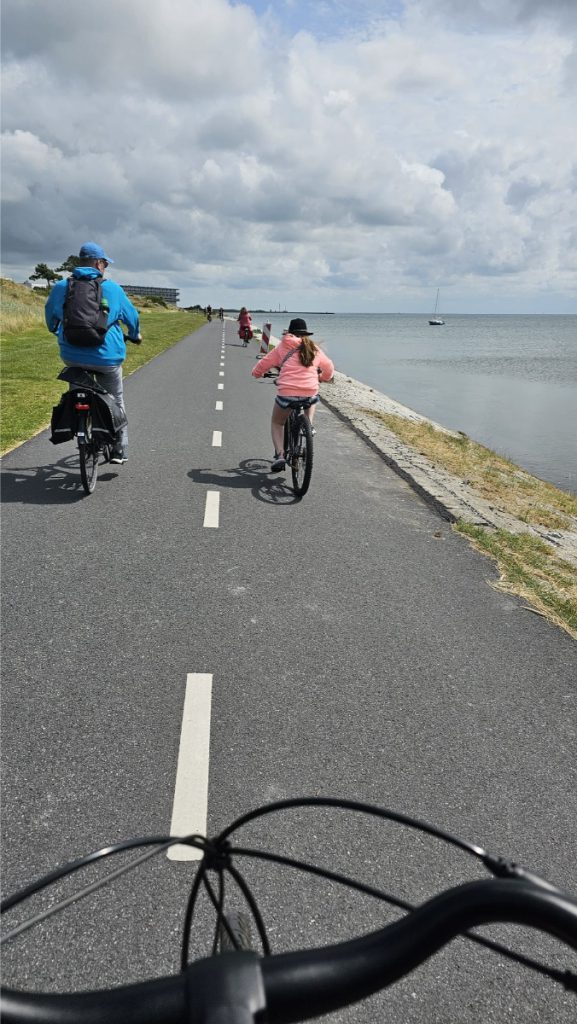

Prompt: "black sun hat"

[287,318,313,336]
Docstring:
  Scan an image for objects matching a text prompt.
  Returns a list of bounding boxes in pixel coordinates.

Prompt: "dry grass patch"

[369,411,577,531]
[457,525,577,640]
[365,409,577,638]
[1,278,45,333]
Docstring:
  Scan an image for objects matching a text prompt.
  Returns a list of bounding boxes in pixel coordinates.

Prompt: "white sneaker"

[110,446,128,464]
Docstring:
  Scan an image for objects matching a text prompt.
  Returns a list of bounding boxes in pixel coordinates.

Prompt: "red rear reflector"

[74,403,90,411]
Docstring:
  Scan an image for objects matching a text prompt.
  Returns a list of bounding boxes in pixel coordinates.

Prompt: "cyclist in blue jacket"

[45,241,141,464]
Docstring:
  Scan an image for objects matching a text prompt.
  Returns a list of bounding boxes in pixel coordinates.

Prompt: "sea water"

[261,313,577,494]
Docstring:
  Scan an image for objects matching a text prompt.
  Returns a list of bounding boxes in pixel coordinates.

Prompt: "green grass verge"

[1,309,205,453]
[456,524,577,640]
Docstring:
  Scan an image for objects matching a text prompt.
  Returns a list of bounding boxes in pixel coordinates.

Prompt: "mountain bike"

[242,326,251,347]
[1,796,576,1023]
[262,371,316,498]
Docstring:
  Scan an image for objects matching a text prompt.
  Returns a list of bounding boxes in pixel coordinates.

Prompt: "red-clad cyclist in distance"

[237,306,253,344]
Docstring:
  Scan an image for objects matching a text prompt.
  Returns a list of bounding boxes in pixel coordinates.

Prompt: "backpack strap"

[278,342,303,369]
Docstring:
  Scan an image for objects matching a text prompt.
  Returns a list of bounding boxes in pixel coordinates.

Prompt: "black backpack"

[62,276,109,347]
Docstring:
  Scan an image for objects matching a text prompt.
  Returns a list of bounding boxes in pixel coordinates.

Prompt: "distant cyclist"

[251,318,334,472]
[237,306,253,342]
[45,241,141,464]
[218,307,224,321]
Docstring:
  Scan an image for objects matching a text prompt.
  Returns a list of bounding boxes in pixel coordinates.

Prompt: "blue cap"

[78,241,114,264]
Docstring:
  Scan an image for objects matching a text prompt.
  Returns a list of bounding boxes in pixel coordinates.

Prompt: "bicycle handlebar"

[2,879,576,1023]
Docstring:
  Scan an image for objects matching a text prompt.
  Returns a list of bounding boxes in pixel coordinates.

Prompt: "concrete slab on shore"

[321,370,577,569]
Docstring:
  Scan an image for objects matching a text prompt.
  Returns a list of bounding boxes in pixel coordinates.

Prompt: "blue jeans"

[64,361,127,449]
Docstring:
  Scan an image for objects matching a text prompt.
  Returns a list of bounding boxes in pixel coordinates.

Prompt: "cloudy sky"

[2,0,576,312]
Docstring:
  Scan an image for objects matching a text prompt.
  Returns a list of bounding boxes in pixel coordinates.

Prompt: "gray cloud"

[505,178,548,209]
[1,0,263,99]
[414,0,577,29]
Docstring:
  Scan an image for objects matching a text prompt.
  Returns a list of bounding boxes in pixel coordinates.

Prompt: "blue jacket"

[45,267,140,366]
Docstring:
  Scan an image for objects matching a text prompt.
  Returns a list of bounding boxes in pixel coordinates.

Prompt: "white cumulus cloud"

[1,0,576,311]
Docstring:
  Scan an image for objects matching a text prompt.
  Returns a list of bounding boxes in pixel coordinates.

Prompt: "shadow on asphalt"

[1,454,118,505]
[188,458,301,505]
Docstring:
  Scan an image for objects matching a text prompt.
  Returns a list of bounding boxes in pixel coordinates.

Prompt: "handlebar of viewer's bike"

[1,796,576,1024]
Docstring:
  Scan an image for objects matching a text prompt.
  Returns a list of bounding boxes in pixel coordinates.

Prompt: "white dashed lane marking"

[167,673,213,861]
[216,401,223,410]
[203,491,220,528]
[212,431,222,447]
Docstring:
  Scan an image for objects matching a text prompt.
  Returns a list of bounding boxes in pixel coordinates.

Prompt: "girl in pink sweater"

[252,318,334,472]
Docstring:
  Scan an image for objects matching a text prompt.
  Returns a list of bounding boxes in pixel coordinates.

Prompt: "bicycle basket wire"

[1,797,575,991]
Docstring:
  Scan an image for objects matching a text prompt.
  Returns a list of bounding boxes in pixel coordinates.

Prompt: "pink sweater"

[252,334,335,397]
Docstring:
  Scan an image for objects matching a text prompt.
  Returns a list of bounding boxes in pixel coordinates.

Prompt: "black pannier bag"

[62,277,109,347]
[50,368,127,445]
[89,387,127,442]
[49,391,77,445]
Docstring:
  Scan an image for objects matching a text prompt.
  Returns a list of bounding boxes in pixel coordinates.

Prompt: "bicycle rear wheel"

[290,412,313,497]
[78,414,99,494]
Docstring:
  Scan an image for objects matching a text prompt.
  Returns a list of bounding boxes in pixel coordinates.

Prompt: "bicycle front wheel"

[290,413,313,497]
[78,415,99,495]
[218,910,254,952]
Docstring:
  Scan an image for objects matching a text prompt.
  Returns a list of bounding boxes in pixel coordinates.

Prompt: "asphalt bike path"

[1,319,576,1022]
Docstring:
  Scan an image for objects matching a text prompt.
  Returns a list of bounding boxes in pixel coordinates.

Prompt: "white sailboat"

[429,289,445,326]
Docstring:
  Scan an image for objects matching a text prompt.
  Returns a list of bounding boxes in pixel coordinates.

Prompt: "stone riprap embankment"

[320,370,577,569]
